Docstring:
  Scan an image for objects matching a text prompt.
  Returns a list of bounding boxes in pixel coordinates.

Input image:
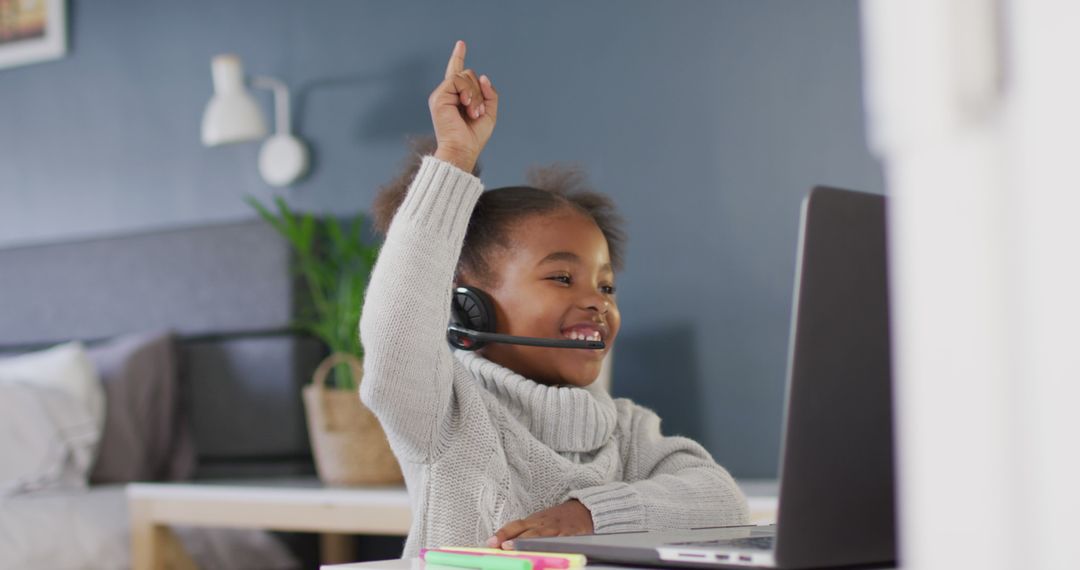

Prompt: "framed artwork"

[0,0,66,70]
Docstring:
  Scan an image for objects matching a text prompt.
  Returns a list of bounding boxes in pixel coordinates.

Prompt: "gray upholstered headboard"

[0,220,327,478]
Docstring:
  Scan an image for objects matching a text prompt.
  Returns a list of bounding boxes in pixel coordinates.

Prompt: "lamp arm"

[251,75,292,136]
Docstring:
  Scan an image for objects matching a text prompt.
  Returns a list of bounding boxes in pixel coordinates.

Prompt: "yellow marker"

[445,547,586,568]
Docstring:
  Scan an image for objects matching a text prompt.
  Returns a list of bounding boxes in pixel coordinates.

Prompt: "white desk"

[738,480,779,525]
[323,557,898,570]
[126,478,410,570]
[324,559,635,570]
[126,478,777,570]
[322,480,780,570]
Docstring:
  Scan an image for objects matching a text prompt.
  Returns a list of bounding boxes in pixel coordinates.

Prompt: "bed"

[0,219,330,569]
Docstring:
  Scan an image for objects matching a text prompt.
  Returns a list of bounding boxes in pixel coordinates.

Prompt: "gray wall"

[0,0,882,478]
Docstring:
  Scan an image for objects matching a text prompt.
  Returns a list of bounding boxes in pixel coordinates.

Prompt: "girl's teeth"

[565,330,602,342]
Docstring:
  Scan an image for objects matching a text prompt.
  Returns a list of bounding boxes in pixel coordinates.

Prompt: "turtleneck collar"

[454,350,617,453]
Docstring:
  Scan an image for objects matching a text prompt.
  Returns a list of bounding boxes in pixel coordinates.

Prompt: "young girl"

[360,41,748,558]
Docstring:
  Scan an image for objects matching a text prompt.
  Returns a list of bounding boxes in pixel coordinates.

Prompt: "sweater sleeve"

[358,156,483,464]
[565,403,749,533]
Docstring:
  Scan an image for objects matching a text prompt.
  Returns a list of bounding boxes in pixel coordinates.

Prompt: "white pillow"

[0,342,105,433]
[0,342,105,495]
[0,383,98,495]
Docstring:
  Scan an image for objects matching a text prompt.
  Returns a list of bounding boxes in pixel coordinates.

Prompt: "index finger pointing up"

[444,40,466,79]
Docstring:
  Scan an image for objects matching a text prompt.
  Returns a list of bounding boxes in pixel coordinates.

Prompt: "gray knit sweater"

[359,156,749,557]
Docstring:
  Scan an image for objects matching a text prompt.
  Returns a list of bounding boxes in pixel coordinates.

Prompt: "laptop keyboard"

[669,536,776,551]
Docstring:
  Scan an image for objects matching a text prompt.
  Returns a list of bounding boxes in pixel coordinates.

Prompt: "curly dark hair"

[372,136,626,287]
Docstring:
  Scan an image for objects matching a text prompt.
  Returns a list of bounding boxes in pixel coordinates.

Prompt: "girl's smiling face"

[470,207,620,387]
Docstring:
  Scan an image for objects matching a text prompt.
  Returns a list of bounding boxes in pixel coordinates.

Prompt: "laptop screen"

[774,187,896,568]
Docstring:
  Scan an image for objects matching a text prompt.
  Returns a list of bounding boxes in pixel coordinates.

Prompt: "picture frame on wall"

[0,0,67,71]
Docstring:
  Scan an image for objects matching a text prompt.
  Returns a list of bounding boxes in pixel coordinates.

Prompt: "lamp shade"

[201,54,268,146]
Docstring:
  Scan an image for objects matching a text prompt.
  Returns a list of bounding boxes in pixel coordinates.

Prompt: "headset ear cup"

[453,286,496,331]
[448,286,497,350]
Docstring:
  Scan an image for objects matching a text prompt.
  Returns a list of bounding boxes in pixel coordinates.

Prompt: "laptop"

[515,187,896,569]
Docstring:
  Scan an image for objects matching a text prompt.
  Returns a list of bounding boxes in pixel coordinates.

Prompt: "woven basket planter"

[302,353,403,485]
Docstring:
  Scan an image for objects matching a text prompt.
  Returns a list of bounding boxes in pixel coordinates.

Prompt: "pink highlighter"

[421,548,572,570]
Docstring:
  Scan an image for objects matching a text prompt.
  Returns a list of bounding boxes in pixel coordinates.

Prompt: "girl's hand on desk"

[486,499,594,550]
[430,40,499,174]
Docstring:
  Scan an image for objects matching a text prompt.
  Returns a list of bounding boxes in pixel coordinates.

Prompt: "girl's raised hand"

[429,40,498,173]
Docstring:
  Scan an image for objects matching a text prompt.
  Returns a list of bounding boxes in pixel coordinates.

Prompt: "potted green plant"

[248,196,402,485]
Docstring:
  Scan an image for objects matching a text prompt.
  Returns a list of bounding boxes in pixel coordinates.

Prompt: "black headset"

[447,285,606,351]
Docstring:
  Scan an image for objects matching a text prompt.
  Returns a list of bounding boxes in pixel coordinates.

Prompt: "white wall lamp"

[201,54,310,187]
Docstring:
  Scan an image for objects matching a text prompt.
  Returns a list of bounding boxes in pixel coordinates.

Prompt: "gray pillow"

[86,331,196,483]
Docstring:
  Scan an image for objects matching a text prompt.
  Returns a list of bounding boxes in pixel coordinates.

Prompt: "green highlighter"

[424,550,534,570]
